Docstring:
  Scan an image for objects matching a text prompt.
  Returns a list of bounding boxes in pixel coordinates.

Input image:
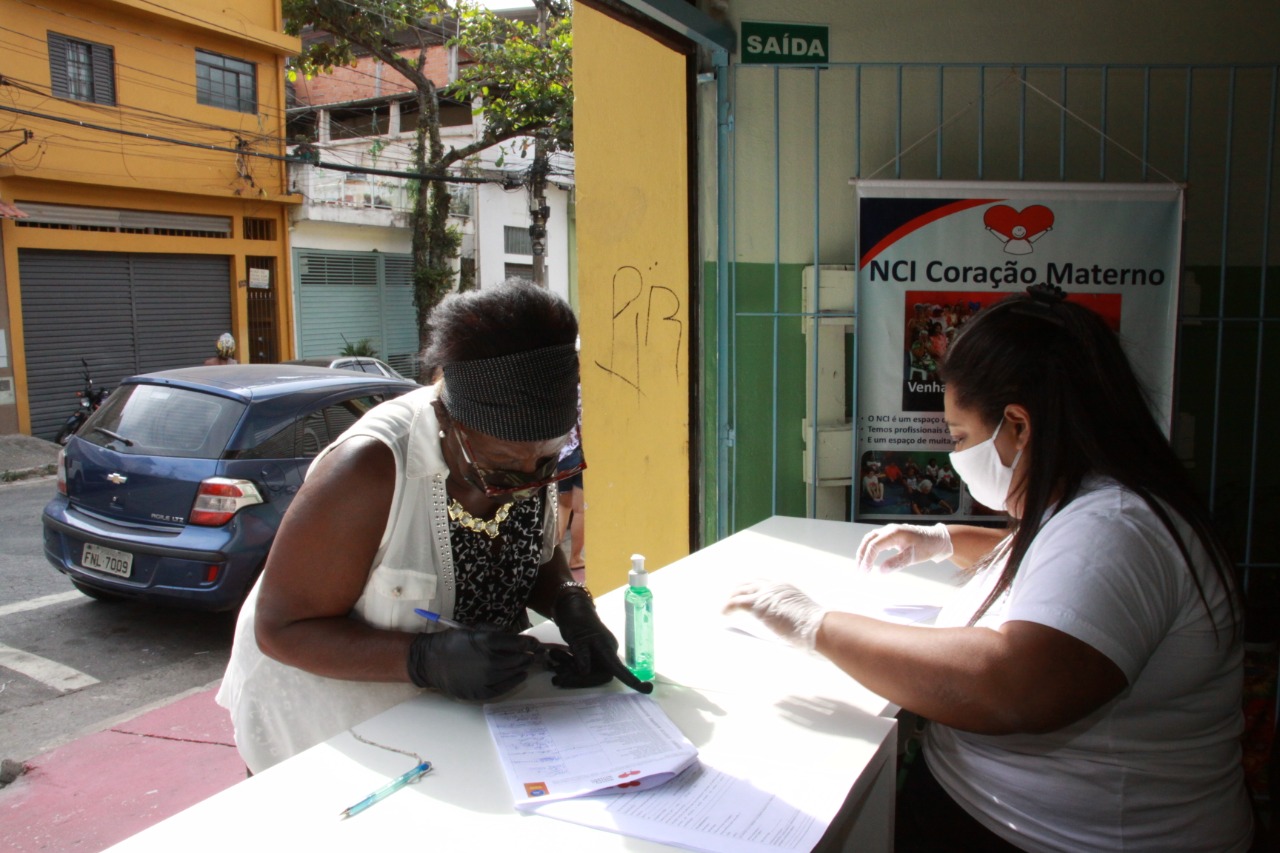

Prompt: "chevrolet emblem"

[107,473,128,485]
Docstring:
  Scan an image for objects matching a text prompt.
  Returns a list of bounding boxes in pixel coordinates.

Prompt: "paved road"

[0,477,236,764]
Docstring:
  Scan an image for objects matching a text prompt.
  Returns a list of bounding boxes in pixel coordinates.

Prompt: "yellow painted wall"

[2,0,294,198]
[80,0,287,36]
[0,0,297,434]
[574,5,691,592]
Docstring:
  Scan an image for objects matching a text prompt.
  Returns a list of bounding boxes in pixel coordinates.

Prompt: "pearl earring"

[438,429,446,439]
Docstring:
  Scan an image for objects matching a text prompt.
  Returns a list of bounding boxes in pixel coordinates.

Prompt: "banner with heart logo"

[852,180,1182,521]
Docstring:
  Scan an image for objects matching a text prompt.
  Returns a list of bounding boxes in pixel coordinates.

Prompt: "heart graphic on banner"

[983,204,1055,240]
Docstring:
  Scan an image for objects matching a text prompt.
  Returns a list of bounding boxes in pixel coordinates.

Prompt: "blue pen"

[339,760,432,819]
[414,608,465,630]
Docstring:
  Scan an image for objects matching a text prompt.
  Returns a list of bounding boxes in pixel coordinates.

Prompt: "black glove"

[552,587,653,694]
[407,626,541,701]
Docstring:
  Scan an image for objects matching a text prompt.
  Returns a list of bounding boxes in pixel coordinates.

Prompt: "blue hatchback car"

[42,365,418,611]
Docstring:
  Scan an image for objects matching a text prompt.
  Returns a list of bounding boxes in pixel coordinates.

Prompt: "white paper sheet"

[485,693,698,808]
[532,760,827,853]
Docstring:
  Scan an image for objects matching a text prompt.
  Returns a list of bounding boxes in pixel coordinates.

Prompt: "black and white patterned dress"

[449,488,545,631]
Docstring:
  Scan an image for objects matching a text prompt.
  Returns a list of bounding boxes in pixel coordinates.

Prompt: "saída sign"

[740,21,829,66]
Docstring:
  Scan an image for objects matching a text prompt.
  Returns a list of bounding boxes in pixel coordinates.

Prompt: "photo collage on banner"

[854,181,1183,522]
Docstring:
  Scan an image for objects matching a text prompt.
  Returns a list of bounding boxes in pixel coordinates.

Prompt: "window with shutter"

[47,32,115,105]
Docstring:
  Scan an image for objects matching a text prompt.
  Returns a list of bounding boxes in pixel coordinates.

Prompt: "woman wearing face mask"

[725,284,1251,852]
[219,280,651,775]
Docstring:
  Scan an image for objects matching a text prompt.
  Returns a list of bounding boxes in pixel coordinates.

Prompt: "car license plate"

[81,543,133,578]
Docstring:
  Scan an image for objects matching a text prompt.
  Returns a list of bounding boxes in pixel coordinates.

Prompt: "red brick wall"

[293,45,451,105]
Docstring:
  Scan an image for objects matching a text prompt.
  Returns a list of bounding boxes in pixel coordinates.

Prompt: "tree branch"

[431,124,548,169]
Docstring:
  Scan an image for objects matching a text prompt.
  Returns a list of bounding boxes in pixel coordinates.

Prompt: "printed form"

[485,693,698,806]
[485,693,829,852]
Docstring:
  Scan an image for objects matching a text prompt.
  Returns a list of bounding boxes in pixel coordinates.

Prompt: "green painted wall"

[1179,265,1280,567]
[703,261,817,535]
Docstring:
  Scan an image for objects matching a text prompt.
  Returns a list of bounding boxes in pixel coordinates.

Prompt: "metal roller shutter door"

[19,249,231,440]
[130,254,232,372]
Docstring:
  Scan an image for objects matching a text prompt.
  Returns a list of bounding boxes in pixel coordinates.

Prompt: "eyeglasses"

[453,426,586,500]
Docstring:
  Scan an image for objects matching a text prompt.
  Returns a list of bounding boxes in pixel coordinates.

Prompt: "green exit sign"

[740,21,829,65]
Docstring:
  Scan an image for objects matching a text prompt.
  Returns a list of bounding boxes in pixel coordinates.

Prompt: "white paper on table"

[484,693,698,809]
[533,760,826,853]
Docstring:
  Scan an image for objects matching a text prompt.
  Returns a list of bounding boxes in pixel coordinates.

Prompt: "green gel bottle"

[624,553,654,681]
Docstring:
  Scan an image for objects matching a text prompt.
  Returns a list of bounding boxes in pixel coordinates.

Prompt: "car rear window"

[79,384,245,459]
[231,394,387,460]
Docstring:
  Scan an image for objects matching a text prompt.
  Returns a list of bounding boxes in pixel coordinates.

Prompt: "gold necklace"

[448,498,514,539]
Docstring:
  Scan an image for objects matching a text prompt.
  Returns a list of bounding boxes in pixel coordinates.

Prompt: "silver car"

[284,356,416,383]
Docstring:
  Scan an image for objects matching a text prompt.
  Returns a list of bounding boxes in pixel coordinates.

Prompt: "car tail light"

[56,449,67,495]
[189,477,263,526]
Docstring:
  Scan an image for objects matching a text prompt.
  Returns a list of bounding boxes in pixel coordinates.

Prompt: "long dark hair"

[938,288,1239,633]
[421,278,578,378]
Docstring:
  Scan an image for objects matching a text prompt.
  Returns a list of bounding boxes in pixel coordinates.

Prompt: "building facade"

[0,0,299,438]
[286,32,574,379]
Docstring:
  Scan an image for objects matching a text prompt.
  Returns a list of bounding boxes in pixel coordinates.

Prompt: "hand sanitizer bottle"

[624,554,654,681]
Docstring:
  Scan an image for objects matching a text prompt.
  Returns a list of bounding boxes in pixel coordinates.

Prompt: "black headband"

[441,344,579,442]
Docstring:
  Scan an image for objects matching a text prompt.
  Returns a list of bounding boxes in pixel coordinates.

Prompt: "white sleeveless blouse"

[216,385,557,773]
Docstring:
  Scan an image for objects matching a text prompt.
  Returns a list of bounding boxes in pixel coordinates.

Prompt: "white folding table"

[106,516,961,853]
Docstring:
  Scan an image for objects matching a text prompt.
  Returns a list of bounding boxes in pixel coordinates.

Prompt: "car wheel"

[71,579,127,603]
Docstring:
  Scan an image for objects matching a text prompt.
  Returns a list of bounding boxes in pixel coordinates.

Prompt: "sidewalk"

[0,433,60,481]
[0,684,245,852]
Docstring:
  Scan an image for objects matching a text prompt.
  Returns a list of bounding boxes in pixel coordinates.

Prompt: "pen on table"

[339,759,432,820]
[414,608,465,630]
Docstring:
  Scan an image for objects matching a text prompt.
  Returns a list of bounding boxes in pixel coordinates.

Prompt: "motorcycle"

[55,358,110,446]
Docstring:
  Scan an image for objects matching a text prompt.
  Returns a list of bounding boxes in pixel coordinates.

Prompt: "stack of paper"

[485,692,698,807]
[485,693,832,852]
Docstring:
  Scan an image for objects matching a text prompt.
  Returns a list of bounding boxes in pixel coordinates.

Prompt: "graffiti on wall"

[593,264,682,396]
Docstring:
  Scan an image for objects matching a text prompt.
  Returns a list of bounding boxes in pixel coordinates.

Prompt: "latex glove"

[855,523,953,573]
[723,580,826,650]
[553,587,654,694]
[407,626,541,701]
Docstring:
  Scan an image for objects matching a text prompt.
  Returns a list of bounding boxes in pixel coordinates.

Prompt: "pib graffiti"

[593,264,682,396]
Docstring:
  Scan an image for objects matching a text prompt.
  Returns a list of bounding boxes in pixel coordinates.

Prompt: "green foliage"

[283,0,574,345]
[284,1,573,153]
[339,337,379,357]
[282,1,445,78]
[444,223,464,252]
[449,1,573,154]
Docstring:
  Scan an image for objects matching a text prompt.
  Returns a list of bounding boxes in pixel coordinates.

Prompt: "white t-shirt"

[925,478,1252,852]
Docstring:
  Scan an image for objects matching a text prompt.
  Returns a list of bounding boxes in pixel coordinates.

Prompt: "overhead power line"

[0,102,500,184]
[0,70,282,143]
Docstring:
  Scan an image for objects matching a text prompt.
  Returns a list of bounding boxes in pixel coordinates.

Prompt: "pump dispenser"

[624,554,654,681]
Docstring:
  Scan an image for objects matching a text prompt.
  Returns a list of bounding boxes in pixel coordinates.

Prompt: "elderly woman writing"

[726,285,1251,851]
[219,281,649,775]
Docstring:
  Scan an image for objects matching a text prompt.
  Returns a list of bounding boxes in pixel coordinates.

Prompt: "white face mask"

[949,419,1022,511]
